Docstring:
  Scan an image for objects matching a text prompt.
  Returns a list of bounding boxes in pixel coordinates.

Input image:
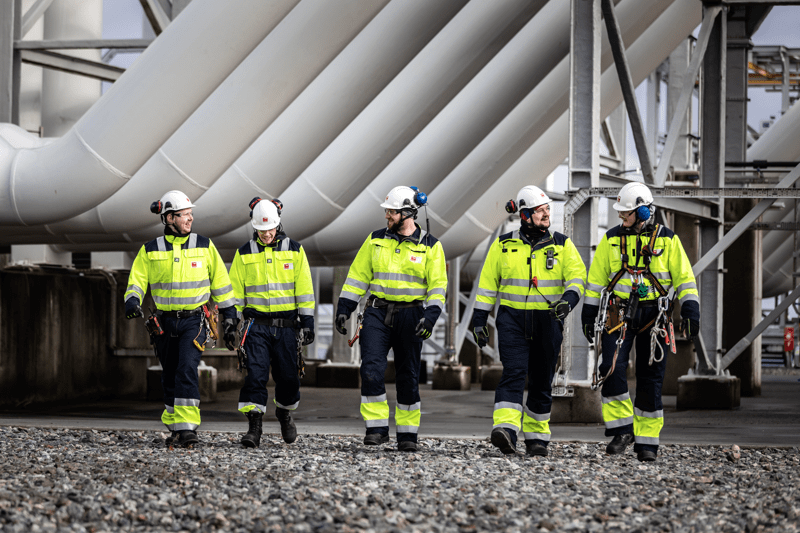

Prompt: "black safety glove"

[473,326,489,348]
[335,314,348,336]
[415,318,433,340]
[222,318,238,351]
[125,299,144,320]
[300,328,315,346]
[549,299,570,323]
[681,317,700,340]
[582,323,595,344]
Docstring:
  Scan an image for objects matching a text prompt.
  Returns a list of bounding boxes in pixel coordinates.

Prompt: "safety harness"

[591,224,676,390]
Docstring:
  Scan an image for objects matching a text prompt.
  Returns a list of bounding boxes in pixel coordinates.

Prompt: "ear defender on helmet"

[505,199,518,214]
[271,198,283,215]
[249,197,262,218]
[634,198,651,221]
[150,201,162,214]
[409,186,427,207]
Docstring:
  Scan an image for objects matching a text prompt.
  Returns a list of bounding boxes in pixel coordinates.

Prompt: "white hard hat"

[612,182,653,211]
[380,186,421,210]
[251,199,280,230]
[151,190,195,215]
[516,185,551,210]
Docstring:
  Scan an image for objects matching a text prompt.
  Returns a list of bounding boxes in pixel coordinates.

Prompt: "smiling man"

[473,185,586,457]
[124,190,236,448]
[335,186,447,452]
[581,182,700,462]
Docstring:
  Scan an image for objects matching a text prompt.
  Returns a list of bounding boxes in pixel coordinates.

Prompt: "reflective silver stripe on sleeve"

[214,298,236,308]
[295,294,315,303]
[127,284,145,299]
[652,271,671,279]
[680,293,700,304]
[425,299,444,310]
[477,288,497,298]
[677,281,697,293]
[374,271,426,284]
[298,308,314,316]
[587,282,605,293]
[344,277,370,290]
[475,301,494,311]
[339,291,362,303]
[566,278,585,287]
[210,284,233,296]
[426,288,446,297]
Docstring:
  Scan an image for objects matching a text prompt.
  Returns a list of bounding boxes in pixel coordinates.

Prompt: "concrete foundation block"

[316,362,361,388]
[480,364,503,391]
[676,374,741,410]
[551,383,603,424]
[432,364,471,390]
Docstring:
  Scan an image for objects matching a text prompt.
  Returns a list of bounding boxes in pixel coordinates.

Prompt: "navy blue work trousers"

[238,323,300,413]
[359,305,424,443]
[495,307,563,447]
[153,313,206,428]
[600,306,668,453]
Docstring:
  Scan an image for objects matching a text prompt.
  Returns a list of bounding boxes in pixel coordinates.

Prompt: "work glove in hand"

[222,318,238,351]
[473,326,489,348]
[125,299,144,320]
[549,299,570,323]
[415,318,433,340]
[681,317,700,340]
[582,322,595,344]
[335,314,348,336]
[300,328,315,346]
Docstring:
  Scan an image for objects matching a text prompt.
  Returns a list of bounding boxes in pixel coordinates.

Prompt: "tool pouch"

[605,295,624,333]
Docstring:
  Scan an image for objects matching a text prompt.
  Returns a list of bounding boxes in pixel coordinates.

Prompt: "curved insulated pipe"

[301,0,671,263]
[438,0,702,259]
[3,0,385,240]
[0,0,296,226]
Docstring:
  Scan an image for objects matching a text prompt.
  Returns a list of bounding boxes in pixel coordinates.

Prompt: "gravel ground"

[0,427,798,533]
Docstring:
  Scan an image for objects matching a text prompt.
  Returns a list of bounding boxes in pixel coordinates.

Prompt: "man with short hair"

[335,186,447,452]
[124,190,236,448]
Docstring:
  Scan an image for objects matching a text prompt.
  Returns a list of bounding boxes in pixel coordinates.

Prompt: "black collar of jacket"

[387,224,423,245]
[518,229,553,251]
[252,230,288,251]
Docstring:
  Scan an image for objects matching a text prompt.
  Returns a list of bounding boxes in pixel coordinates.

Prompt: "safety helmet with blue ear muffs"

[612,181,655,223]
[380,186,427,217]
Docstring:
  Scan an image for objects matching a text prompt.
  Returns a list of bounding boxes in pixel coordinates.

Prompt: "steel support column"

[567,0,601,384]
[0,0,21,124]
[666,39,693,174]
[696,4,727,374]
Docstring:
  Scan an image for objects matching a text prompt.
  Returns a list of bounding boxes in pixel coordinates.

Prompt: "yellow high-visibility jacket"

[125,233,235,314]
[228,233,315,328]
[584,224,699,309]
[474,230,586,319]
[338,225,447,324]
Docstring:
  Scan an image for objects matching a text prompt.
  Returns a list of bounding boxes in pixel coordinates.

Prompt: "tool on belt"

[192,303,219,352]
[237,318,254,374]
[296,327,306,379]
[591,225,675,390]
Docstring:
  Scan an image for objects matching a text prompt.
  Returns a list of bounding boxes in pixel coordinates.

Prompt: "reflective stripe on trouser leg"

[361,394,389,428]
[493,401,523,432]
[172,398,201,431]
[633,408,663,446]
[522,406,551,442]
[602,392,634,431]
[395,402,421,434]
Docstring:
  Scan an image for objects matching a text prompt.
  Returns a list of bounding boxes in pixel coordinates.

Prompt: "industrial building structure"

[1,0,799,414]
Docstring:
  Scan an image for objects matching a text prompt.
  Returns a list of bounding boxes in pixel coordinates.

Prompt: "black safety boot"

[398,441,418,452]
[606,433,634,455]
[363,433,389,446]
[276,408,297,444]
[165,431,179,447]
[526,442,548,457]
[176,430,198,448]
[637,450,657,462]
[490,428,516,455]
[241,411,263,448]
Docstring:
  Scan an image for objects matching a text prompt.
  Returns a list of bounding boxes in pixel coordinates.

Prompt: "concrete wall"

[0,268,243,409]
